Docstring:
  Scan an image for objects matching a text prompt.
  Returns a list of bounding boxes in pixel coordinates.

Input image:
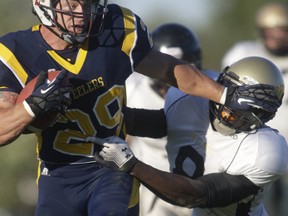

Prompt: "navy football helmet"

[152,23,202,69]
[150,23,202,98]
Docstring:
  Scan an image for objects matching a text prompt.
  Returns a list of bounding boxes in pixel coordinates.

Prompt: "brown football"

[17,70,68,133]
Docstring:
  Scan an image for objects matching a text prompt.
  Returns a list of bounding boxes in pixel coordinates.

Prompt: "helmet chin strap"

[61,32,87,46]
[43,8,96,46]
[46,25,86,46]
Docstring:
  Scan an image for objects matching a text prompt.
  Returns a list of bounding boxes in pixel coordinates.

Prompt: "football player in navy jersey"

[0,0,278,215]
[92,56,288,216]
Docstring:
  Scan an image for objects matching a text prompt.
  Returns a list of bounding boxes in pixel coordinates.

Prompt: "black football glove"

[24,70,72,117]
[225,84,281,113]
[86,136,138,172]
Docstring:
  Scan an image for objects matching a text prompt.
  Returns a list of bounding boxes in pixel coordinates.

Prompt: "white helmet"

[32,0,108,45]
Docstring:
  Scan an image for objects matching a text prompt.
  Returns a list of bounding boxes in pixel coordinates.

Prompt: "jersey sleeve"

[118,6,153,70]
[0,32,34,93]
[164,87,209,178]
[197,172,260,208]
[243,129,288,186]
[131,14,153,68]
[0,49,25,93]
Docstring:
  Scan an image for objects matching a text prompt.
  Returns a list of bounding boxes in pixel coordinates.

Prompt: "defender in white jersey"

[221,4,288,213]
[125,23,202,216]
[92,56,288,216]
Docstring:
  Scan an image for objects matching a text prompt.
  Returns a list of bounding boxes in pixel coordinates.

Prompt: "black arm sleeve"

[124,107,167,138]
[197,172,261,208]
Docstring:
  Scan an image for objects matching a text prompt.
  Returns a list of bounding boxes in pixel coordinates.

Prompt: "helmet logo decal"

[140,19,146,31]
[159,46,183,59]
[241,76,259,85]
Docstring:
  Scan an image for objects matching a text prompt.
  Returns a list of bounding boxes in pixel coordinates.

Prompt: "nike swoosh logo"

[237,98,254,105]
[41,85,54,94]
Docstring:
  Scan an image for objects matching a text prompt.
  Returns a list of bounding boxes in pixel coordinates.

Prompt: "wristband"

[219,87,227,105]
[23,100,36,118]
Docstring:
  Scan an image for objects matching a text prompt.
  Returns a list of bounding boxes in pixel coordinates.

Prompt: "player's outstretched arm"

[90,136,261,208]
[135,49,224,103]
[135,49,277,111]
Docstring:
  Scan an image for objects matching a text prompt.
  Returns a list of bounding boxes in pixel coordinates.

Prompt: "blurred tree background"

[0,0,287,215]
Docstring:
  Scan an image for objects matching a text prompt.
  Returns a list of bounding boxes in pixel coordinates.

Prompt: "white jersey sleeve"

[164,86,209,178]
[164,70,218,178]
[206,127,288,185]
[243,128,288,185]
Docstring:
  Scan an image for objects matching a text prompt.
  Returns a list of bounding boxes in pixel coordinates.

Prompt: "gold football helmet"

[210,56,284,136]
[256,2,288,29]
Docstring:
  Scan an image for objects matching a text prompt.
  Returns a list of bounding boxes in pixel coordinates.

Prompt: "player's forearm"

[0,103,33,145]
[130,160,206,208]
[174,64,224,104]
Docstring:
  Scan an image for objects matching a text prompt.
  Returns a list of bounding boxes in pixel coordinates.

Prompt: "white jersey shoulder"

[206,127,288,184]
[196,127,288,216]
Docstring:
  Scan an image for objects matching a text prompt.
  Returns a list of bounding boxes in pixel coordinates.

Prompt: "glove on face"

[25,70,72,117]
[224,84,280,113]
[86,136,138,172]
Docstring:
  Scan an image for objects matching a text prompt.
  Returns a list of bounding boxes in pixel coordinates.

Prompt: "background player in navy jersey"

[0,0,277,215]
[91,56,288,215]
